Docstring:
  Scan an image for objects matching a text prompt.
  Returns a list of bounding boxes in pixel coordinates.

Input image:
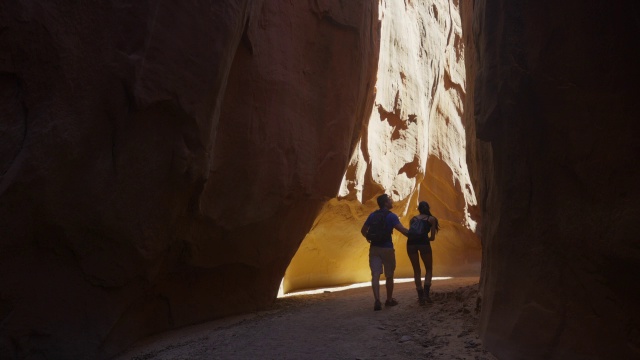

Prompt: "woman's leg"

[406,245,422,289]
[407,244,425,304]
[419,247,433,302]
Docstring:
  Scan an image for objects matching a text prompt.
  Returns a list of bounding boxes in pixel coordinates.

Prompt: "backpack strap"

[377,209,390,217]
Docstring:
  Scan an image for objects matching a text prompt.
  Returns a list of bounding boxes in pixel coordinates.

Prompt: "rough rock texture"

[467,1,640,359]
[0,1,379,359]
[284,0,481,293]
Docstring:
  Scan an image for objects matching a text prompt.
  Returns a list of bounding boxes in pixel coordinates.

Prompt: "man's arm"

[361,224,370,241]
[394,222,409,236]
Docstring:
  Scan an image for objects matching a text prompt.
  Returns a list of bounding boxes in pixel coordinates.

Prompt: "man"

[361,194,409,311]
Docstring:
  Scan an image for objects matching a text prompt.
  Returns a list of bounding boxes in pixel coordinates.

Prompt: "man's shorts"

[369,246,396,278]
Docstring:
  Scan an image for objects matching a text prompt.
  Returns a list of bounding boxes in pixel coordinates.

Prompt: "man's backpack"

[407,216,431,241]
[366,209,390,245]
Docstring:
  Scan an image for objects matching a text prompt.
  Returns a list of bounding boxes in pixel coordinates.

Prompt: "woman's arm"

[428,216,437,241]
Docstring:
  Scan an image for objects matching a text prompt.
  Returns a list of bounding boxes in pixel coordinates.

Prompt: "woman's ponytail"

[418,201,439,233]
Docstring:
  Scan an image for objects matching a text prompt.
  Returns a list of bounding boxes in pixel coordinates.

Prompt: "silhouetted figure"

[406,201,439,304]
[361,194,409,311]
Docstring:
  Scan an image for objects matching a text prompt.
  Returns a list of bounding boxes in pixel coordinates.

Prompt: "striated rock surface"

[0,1,379,359]
[284,0,481,293]
[468,1,640,359]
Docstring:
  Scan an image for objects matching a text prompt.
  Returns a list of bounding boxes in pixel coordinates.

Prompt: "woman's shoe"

[417,289,426,306]
[384,298,399,307]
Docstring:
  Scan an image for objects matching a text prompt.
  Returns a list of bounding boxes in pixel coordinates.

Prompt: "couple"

[360,194,439,311]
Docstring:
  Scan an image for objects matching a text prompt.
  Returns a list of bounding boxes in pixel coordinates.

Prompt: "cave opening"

[280,0,482,296]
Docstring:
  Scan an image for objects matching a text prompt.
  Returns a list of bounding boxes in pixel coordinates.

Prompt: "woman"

[406,201,439,305]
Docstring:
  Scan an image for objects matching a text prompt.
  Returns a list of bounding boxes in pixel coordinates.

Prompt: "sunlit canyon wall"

[284,0,481,293]
[468,1,640,359]
[0,1,379,359]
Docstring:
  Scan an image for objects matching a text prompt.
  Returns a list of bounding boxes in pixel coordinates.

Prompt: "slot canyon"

[0,0,638,359]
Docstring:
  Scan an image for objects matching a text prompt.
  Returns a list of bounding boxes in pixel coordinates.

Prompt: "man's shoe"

[374,300,382,311]
[384,298,399,307]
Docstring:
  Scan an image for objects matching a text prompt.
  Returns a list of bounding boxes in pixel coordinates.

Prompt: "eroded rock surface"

[0,1,379,358]
[284,0,481,293]
[468,1,640,359]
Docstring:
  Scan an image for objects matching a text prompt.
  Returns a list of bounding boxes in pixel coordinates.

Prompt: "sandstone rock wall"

[468,1,640,359]
[0,1,379,359]
[284,0,481,293]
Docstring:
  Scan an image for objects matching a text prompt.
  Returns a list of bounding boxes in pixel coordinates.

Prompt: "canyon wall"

[468,1,640,359]
[284,0,482,293]
[0,1,379,359]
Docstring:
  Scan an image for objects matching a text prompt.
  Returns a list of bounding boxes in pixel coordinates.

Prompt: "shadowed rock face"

[0,1,379,359]
[466,1,640,359]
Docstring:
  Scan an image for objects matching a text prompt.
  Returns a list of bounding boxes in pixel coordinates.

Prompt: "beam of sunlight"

[277,277,453,298]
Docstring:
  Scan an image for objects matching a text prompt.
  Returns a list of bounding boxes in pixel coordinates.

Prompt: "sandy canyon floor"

[114,277,497,360]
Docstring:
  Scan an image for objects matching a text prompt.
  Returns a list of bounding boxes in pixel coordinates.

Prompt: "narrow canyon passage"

[1,1,638,359]
[115,277,496,360]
